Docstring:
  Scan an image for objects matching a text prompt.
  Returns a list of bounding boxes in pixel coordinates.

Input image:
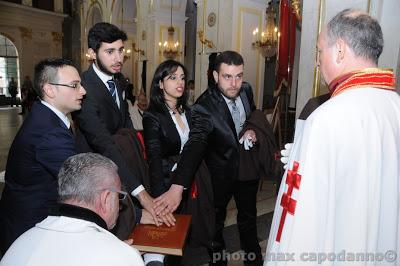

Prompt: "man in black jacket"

[72,23,174,237]
[155,51,262,265]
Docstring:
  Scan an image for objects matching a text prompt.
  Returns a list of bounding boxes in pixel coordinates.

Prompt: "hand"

[140,208,176,227]
[123,239,134,246]
[158,212,176,227]
[137,190,175,226]
[140,209,163,225]
[281,143,293,169]
[137,190,160,226]
[239,129,257,150]
[154,184,184,215]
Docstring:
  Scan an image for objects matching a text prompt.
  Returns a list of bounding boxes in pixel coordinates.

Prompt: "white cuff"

[131,185,145,197]
[143,253,165,264]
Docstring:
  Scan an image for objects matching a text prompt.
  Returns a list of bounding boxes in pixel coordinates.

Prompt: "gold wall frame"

[312,0,325,97]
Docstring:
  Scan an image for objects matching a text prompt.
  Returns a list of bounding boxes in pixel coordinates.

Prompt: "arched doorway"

[0,34,20,100]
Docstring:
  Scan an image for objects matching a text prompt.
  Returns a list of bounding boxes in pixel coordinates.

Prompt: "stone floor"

[0,106,277,265]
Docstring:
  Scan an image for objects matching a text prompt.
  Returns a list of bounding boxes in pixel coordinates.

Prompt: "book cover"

[129,214,192,256]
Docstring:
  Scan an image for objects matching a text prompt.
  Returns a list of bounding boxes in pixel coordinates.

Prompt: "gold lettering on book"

[147,230,168,240]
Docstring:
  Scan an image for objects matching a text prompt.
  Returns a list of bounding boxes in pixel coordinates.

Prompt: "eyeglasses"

[49,82,82,91]
[102,188,128,201]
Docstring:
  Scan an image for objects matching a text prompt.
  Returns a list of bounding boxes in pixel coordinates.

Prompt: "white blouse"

[168,109,190,172]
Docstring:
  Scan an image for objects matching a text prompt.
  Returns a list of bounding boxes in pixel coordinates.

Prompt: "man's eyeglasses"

[49,82,82,91]
[102,188,128,201]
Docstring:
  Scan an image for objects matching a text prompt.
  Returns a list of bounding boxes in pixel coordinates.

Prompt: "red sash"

[329,68,396,97]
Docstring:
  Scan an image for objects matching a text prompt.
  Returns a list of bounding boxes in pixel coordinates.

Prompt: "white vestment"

[0,216,144,266]
[265,87,400,265]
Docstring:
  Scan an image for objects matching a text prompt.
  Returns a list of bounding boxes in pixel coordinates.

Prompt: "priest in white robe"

[265,9,400,266]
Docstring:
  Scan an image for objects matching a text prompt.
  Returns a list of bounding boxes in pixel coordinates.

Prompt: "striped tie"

[107,79,117,103]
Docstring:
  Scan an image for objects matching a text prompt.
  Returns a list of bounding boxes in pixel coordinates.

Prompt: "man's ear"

[213,70,218,84]
[42,83,55,99]
[98,190,110,215]
[336,38,346,64]
[88,48,96,61]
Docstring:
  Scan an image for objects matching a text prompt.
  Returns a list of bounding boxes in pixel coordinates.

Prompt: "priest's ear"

[98,189,111,219]
[335,38,346,64]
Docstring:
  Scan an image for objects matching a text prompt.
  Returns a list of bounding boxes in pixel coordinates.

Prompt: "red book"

[129,214,192,256]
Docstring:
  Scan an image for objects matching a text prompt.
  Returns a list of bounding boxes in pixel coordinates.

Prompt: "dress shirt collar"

[92,62,113,86]
[92,62,121,108]
[40,100,70,129]
[221,93,238,105]
[221,93,244,110]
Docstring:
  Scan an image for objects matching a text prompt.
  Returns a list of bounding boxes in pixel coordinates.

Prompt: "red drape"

[275,0,297,92]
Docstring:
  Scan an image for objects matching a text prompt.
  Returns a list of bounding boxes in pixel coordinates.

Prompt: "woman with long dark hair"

[143,59,190,198]
[142,60,190,265]
[144,60,215,265]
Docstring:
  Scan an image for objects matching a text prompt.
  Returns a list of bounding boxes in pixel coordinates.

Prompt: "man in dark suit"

[155,51,263,265]
[72,23,173,232]
[0,58,86,254]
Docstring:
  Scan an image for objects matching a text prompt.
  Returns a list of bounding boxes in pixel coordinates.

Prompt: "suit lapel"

[115,79,124,104]
[87,66,120,113]
[212,88,238,140]
[185,108,192,129]
[37,102,73,137]
[114,78,126,118]
[239,88,251,118]
[160,106,181,149]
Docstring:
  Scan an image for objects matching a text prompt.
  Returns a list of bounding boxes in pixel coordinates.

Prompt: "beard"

[95,56,114,76]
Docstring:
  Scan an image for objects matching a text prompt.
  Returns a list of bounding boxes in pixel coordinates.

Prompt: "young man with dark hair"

[0,58,86,254]
[72,23,174,239]
[155,51,263,265]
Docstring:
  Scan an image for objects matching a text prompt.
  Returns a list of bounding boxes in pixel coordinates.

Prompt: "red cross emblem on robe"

[276,161,302,242]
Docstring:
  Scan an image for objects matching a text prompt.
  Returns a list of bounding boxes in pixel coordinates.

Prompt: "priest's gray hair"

[327,8,383,65]
[58,153,118,204]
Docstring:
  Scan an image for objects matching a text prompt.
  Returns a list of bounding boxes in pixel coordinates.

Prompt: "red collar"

[328,68,396,97]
